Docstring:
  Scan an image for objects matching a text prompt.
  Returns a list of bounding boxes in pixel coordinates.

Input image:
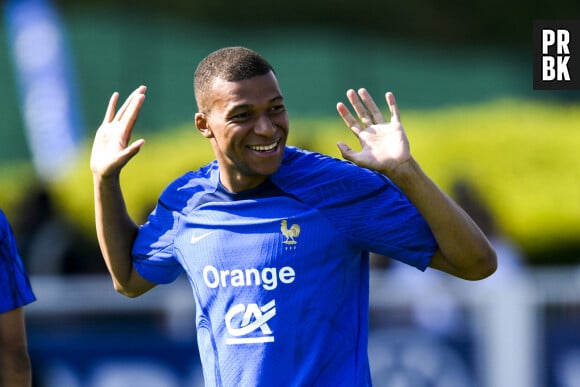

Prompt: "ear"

[195,112,213,138]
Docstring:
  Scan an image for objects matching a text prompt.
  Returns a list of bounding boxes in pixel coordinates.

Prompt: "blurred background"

[1,0,580,385]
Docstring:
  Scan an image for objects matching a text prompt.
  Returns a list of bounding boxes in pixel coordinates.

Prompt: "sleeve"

[132,181,187,285]
[273,149,437,270]
[329,176,437,271]
[0,211,36,313]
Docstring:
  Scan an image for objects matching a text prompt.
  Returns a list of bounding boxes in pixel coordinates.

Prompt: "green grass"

[2,97,579,263]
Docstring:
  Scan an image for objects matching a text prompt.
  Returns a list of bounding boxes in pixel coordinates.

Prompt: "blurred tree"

[53,0,580,46]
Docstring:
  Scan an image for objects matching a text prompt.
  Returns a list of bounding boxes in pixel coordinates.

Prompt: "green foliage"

[2,98,579,263]
[403,100,580,261]
[55,0,580,46]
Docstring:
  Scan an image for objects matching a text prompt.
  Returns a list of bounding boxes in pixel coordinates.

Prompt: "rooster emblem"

[280,219,301,245]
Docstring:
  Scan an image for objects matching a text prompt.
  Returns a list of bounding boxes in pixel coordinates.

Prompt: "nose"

[254,115,276,136]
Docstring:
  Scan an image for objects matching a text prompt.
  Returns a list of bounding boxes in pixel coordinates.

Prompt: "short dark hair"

[194,46,275,112]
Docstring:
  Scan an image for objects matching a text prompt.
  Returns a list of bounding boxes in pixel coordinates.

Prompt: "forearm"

[0,352,31,387]
[93,174,140,292]
[0,309,32,387]
[386,158,497,280]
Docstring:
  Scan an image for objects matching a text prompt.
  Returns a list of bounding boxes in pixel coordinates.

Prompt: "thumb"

[118,139,146,165]
[336,142,356,162]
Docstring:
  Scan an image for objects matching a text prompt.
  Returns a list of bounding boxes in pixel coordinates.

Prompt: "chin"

[257,162,283,176]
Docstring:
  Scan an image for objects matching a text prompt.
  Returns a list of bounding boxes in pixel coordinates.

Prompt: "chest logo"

[280,219,300,245]
[225,300,276,344]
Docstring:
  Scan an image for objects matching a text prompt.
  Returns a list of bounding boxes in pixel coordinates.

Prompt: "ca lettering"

[225,300,276,344]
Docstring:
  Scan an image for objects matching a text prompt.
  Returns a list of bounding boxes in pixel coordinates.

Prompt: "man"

[0,209,36,387]
[90,46,496,386]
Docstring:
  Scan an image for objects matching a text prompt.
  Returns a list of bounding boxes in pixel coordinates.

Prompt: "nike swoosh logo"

[190,231,213,244]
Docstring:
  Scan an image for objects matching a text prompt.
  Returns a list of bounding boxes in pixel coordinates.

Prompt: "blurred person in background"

[451,178,525,278]
[90,46,496,386]
[369,178,525,337]
[0,208,36,387]
[11,185,104,275]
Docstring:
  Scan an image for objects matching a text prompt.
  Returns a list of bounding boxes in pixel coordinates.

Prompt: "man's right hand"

[90,85,147,180]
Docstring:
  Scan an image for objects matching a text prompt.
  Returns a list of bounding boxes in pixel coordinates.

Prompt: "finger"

[116,85,147,121]
[116,139,146,167]
[336,102,363,136]
[123,139,146,158]
[103,92,119,124]
[115,91,135,121]
[346,89,374,127]
[120,93,146,129]
[358,88,386,124]
[386,92,400,123]
[117,93,146,145]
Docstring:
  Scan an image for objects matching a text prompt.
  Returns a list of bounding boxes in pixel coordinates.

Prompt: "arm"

[90,85,156,297]
[0,308,31,387]
[336,89,497,280]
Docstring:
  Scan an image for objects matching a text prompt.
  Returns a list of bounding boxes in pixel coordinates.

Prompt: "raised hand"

[90,86,147,179]
[336,88,411,177]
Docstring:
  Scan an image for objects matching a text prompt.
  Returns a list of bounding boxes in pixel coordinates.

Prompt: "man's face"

[196,71,289,192]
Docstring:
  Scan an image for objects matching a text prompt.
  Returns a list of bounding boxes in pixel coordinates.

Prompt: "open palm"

[90,86,147,179]
[336,89,411,176]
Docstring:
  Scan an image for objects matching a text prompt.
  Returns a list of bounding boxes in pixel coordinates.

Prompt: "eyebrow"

[227,96,285,114]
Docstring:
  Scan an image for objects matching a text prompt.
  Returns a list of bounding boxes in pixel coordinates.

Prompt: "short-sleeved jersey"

[0,209,36,313]
[133,146,437,386]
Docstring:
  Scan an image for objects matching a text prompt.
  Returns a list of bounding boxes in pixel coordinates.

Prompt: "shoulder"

[278,146,384,180]
[279,146,345,170]
[0,209,10,243]
[272,146,393,202]
[158,161,220,213]
[0,208,7,226]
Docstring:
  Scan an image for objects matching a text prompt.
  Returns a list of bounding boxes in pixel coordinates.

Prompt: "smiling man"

[194,68,288,192]
[90,46,496,386]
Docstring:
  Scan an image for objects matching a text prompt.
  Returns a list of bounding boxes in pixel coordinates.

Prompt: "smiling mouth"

[248,140,279,152]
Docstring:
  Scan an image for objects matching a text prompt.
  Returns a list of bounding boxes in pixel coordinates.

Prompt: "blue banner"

[4,0,82,181]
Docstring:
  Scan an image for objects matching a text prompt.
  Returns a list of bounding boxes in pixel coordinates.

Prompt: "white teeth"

[250,141,277,151]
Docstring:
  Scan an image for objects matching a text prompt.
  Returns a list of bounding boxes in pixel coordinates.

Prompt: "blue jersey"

[133,146,437,386]
[0,209,36,313]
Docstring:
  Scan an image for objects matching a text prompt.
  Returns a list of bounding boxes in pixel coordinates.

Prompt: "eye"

[270,104,286,113]
[229,111,252,122]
